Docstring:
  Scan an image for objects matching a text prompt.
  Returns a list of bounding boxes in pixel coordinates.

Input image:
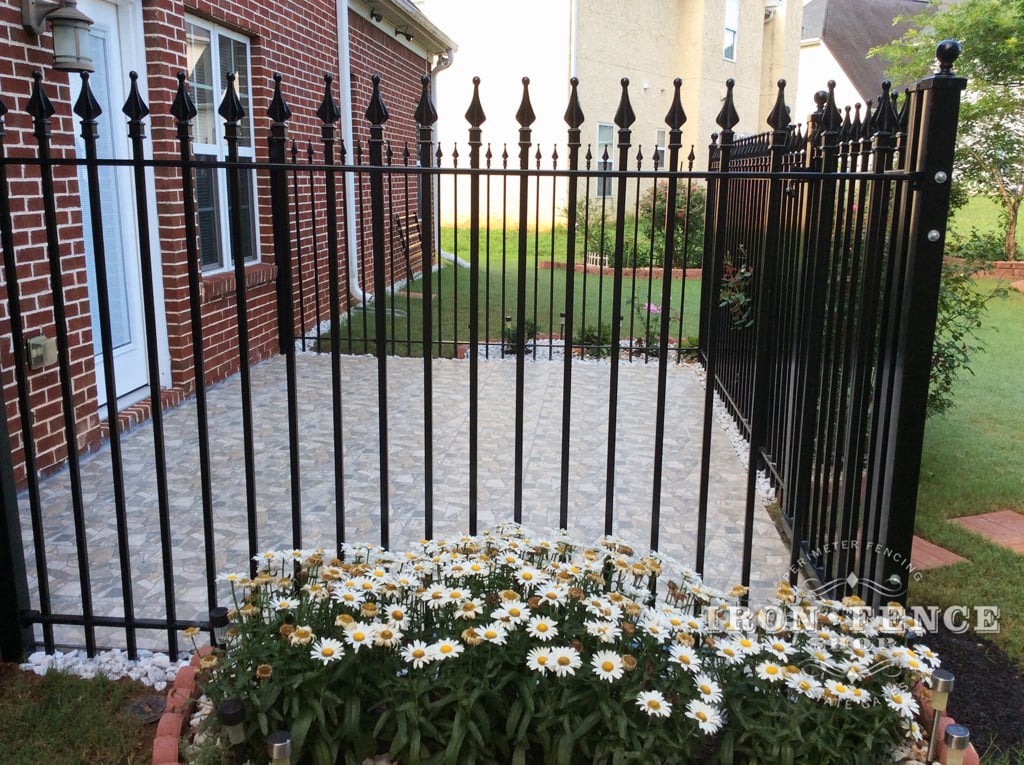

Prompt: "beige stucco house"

[416,0,803,225]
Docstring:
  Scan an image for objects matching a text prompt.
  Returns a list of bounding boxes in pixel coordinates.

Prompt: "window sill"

[200,262,277,305]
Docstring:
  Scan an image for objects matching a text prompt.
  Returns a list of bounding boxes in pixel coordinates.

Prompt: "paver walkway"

[19,354,791,650]
[952,510,1024,554]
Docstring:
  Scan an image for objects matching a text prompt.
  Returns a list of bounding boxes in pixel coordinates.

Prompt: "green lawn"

[950,195,1022,250]
[912,282,1024,667]
[333,248,702,358]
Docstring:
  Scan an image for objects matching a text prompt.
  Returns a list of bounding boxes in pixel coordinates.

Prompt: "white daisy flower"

[526,615,559,641]
[310,637,345,664]
[636,690,672,718]
[401,640,433,668]
[693,673,723,704]
[289,625,315,646]
[584,620,621,643]
[526,646,553,674]
[373,624,403,648]
[764,638,792,660]
[492,601,531,625]
[669,644,702,674]
[537,585,569,607]
[686,699,725,734]
[431,638,465,661]
[882,684,919,719]
[640,615,672,644]
[549,646,583,677]
[715,640,745,666]
[591,650,624,682]
[754,660,785,683]
[479,623,508,645]
[344,623,374,653]
[273,597,300,611]
[785,672,824,700]
[455,600,484,620]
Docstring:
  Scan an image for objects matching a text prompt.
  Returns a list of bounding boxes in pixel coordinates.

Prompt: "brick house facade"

[0,0,454,485]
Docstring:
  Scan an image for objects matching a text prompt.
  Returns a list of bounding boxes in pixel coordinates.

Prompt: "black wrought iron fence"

[0,42,965,661]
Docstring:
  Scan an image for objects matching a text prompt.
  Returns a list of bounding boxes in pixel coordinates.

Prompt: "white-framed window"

[596,122,614,197]
[654,129,667,170]
[186,17,259,272]
[723,0,739,61]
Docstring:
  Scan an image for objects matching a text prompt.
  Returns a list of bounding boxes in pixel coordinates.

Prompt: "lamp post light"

[926,669,955,762]
[209,606,230,646]
[21,0,94,72]
[267,730,293,765]
[217,698,246,746]
[943,723,970,765]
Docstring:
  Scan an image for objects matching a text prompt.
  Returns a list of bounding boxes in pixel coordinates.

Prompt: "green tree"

[870,0,1024,259]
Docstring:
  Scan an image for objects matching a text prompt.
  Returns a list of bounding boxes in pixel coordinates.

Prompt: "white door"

[73,0,148,407]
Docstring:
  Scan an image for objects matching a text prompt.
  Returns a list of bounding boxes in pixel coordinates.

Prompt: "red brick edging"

[152,646,211,765]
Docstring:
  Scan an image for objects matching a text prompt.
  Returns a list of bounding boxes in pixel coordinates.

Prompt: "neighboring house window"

[596,122,614,197]
[187,18,259,271]
[723,0,739,61]
[654,129,667,170]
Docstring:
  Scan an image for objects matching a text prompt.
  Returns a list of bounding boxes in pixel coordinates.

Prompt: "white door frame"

[76,0,170,407]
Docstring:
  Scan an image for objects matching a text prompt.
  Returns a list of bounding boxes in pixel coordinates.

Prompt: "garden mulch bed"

[916,626,1024,757]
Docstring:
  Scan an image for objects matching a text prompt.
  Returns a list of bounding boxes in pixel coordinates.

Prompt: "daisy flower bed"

[188,524,938,764]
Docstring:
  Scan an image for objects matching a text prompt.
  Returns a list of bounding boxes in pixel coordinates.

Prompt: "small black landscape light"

[209,606,230,645]
[217,697,246,745]
[267,730,293,765]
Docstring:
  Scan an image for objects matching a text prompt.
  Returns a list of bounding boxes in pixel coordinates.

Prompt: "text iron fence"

[0,43,966,659]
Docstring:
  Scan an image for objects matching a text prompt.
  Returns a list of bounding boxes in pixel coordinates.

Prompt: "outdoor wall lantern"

[267,731,293,765]
[217,697,247,745]
[942,723,970,765]
[22,0,94,72]
[926,668,956,762]
[209,605,230,646]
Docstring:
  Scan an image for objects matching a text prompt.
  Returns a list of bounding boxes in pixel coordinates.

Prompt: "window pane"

[187,23,216,145]
[237,159,258,262]
[723,29,736,61]
[195,154,221,268]
[219,36,252,149]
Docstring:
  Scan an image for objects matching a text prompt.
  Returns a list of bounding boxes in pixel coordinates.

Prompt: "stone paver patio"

[19,354,791,650]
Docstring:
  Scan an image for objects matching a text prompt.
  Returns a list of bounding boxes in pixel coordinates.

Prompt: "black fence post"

[465,78,485,535]
[559,78,584,531]
[0,387,32,661]
[650,78,686,551]
[414,75,437,540]
[740,80,791,589]
[267,75,302,551]
[365,75,391,549]
[696,79,739,576]
[603,78,635,536]
[868,42,966,602]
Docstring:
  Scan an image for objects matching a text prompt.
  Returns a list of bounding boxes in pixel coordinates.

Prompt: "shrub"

[637,180,706,270]
[575,323,612,358]
[930,229,1007,417]
[195,525,936,765]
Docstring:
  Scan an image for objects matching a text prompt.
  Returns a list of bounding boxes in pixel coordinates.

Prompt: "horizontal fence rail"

[0,44,965,658]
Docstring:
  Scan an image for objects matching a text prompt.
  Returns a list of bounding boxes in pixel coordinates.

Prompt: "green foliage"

[196,527,937,765]
[501,318,539,355]
[869,0,1024,259]
[637,180,707,269]
[571,182,707,270]
[575,323,612,358]
[719,249,755,330]
[929,231,1007,416]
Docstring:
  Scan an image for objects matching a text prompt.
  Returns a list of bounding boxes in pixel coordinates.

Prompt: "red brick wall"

[0,2,431,484]
[0,6,102,486]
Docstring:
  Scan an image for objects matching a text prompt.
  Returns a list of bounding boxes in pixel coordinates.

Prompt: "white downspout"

[336,0,367,303]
